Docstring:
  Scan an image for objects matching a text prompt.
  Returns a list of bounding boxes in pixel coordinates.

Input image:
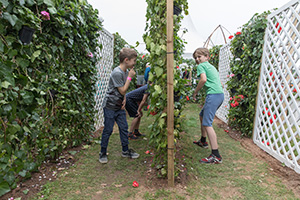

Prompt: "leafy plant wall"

[143,0,189,176]
[0,0,102,196]
[227,11,271,136]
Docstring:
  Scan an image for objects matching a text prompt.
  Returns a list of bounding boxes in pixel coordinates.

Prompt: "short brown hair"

[119,48,137,63]
[193,47,210,59]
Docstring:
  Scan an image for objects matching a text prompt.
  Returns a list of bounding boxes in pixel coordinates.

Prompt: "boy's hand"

[121,98,126,110]
[128,67,136,78]
[193,93,197,101]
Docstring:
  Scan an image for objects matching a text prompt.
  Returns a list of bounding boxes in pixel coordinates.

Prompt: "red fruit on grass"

[132,181,139,187]
[145,150,150,154]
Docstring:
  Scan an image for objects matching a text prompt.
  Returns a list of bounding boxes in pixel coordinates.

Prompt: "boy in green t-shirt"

[192,47,224,164]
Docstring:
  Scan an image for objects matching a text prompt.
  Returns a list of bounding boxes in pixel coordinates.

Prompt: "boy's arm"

[117,68,135,96]
[193,73,206,100]
[137,93,149,112]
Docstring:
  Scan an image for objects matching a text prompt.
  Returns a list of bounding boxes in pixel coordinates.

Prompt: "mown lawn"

[31,103,298,200]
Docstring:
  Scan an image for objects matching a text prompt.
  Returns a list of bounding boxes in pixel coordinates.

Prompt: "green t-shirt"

[197,61,223,95]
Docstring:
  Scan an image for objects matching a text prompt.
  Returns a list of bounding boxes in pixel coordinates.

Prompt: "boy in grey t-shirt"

[99,48,140,164]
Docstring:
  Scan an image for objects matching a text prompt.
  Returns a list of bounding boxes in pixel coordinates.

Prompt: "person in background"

[125,84,150,139]
[144,63,151,83]
[192,47,224,164]
[99,48,139,164]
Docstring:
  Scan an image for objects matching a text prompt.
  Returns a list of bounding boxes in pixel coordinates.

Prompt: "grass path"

[31,103,298,200]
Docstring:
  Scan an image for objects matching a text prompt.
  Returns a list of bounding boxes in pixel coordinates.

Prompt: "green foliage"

[0,0,102,196]
[209,45,222,70]
[143,0,189,176]
[227,11,270,137]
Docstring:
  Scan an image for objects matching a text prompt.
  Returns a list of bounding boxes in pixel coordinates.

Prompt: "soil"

[2,118,300,200]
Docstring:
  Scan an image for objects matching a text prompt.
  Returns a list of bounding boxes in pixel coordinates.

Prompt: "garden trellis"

[253,0,300,173]
[94,28,114,131]
[216,43,232,124]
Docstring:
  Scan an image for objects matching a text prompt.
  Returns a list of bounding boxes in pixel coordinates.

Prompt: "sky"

[87,0,291,53]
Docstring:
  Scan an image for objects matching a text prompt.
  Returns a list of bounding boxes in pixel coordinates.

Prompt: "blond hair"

[193,47,210,59]
[119,48,137,63]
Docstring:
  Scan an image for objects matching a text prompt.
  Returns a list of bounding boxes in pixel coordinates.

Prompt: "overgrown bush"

[0,0,102,196]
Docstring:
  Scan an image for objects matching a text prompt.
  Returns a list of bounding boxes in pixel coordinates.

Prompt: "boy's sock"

[200,136,206,143]
[101,147,107,155]
[122,145,129,152]
[212,149,221,158]
[134,129,139,134]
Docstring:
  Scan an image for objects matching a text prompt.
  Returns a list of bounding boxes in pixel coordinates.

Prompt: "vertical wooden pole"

[166,0,174,187]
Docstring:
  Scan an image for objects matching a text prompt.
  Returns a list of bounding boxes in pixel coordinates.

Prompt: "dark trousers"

[101,107,129,151]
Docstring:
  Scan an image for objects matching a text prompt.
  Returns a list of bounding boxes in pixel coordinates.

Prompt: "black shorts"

[125,99,138,118]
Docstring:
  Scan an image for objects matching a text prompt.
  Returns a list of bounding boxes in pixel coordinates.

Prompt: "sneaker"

[122,149,140,159]
[128,133,139,140]
[99,152,108,164]
[193,140,209,148]
[134,130,145,137]
[200,154,222,164]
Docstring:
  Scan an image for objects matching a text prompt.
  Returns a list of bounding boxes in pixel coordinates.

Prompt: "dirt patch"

[214,117,300,199]
[2,145,83,200]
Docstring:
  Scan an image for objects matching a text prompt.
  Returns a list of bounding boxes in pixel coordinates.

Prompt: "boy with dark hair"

[192,47,224,164]
[125,84,150,139]
[99,48,139,164]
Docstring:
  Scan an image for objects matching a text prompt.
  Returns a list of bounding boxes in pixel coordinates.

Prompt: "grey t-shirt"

[102,66,128,110]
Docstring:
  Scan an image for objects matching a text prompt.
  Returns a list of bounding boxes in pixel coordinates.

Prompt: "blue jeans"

[101,107,129,151]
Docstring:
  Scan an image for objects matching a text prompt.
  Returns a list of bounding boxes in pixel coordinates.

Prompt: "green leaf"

[7,124,21,134]
[0,39,4,52]
[1,81,11,89]
[0,181,11,196]
[0,0,9,7]
[19,0,25,6]
[154,67,163,77]
[26,0,35,6]
[19,170,27,177]
[4,171,15,185]
[48,7,57,14]
[3,12,18,27]
[20,91,34,104]
[36,97,46,105]
[23,188,29,194]
[31,50,41,62]
[16,58,30,68]
[43,0,54,7]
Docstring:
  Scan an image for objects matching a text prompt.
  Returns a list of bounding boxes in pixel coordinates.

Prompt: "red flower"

[132,181,139,187]
[176,66,179,69]
[267,142,270,146]
[270,119,273,124]
[266,107,268,110]
[186,96,190,101]
[229,35,234,39]
[270,72,273,76]
[141,55,145,59]
[224,129,229,133]
[274,114,277,119]
[293,88,297,93]
[263,111,265,114]
[145,150,150,154]
[268,111,271,116]
[278,27,282,33]
[147,105,150,110]
[229,97,233,101]
[275,22,279,28]
[236,31,242,35]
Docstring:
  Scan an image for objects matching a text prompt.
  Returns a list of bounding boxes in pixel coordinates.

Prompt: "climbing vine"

[143,0,189,176]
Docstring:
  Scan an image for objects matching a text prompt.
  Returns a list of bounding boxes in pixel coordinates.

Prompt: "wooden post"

[166,0,174,187]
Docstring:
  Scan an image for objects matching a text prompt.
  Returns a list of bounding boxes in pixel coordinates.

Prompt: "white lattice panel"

[94,28,114,130]
[216,43,232,124]
[253,0,300,173]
